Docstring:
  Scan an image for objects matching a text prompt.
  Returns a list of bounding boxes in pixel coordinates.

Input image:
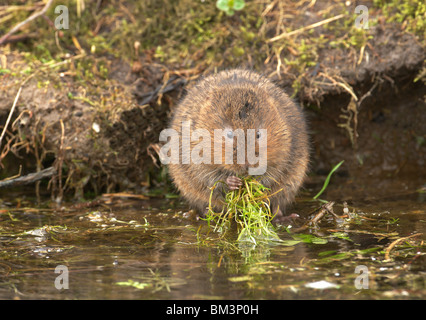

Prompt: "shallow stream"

[0,179,424,300]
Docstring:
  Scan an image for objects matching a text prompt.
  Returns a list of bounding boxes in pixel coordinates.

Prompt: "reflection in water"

[0,190,424,300]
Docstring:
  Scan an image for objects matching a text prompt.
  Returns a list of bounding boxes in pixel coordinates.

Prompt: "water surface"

[1,184,424,300]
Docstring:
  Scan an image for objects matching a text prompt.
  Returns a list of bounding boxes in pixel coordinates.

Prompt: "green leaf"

[216,0,245,16]
[331,232,353,241]
[116,280,151,290]
[281,240,302,246]
[311,237,328,244]
[313,160,344,200]
[233,0,245,10]
[292,233,328,244]
[216,0,230,11]
[318,250,337,257]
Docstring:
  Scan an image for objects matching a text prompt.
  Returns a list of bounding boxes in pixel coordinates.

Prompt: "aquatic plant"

[313,160,345,201]
[204,176,281,245]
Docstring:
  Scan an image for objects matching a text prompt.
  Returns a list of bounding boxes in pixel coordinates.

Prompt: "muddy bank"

[309,75,425,201]
[0,0,424,198]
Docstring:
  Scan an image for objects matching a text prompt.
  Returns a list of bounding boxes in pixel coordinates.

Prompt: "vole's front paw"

[226,176,243,190]
[273,211,300,225]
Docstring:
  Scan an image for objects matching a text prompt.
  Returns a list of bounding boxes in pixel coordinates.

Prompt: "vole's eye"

[226,130,234,139]
[256,130,261,139]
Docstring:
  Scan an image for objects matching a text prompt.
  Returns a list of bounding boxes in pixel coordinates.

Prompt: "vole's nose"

[243,161,252,172]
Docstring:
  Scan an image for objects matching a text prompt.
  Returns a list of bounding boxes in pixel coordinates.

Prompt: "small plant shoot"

[216,0,245,16]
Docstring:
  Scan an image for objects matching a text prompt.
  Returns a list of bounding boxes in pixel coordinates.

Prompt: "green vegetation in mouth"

[204,176,282,245]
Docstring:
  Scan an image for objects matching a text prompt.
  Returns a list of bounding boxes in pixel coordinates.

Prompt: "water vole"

[167,69,309,219]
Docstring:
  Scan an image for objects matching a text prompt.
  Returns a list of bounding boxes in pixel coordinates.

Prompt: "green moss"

[373,0,426,37]
[2,0,422,96]
[284,38,321,72]
[1,0,423,197]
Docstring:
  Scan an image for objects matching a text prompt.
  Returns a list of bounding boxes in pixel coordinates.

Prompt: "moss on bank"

[0,0,424,198]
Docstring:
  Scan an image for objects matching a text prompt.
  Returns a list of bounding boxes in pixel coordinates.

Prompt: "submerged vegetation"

[0,186,424,299]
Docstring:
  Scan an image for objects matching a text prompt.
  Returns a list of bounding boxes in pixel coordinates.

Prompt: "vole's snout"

[242,163,250,174]
[239,161,253,174]
[230,162,249,176]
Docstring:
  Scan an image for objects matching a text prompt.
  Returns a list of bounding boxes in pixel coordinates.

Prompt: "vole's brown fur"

[168,69,309,218]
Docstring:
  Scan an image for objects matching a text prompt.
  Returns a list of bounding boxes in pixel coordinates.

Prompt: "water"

[0,183,424,300]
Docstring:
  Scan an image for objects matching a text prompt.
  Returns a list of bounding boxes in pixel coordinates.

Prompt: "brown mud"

[0,0,424,199]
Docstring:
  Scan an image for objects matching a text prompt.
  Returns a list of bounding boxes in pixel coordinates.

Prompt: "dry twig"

[0,86,22,151]
[0,166,56,188]
[0,0,54,45]
[384,233,423,261]
[291,201,335,232]
[268,13,345,42]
